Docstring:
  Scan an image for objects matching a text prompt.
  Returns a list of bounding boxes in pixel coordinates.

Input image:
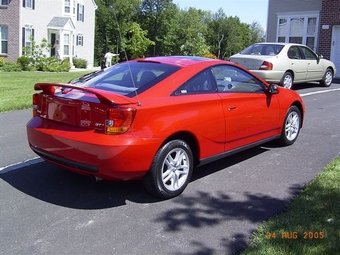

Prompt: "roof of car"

[253,42,306,47]
[137,56,223,67]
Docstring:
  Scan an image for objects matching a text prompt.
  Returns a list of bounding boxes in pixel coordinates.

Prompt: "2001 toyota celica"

[27,56,305,199]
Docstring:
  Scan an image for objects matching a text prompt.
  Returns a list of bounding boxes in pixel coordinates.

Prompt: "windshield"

[70,61,180,97]
[240,44,284,55]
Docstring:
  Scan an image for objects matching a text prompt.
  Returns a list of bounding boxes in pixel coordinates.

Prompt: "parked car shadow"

[292,82,325,90]
[0,144,283,210]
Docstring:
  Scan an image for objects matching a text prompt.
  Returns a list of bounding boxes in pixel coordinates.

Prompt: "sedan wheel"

[320,68,333,87]
[280,72,294,89]
[143,140,193,199]
[278,106,301,146]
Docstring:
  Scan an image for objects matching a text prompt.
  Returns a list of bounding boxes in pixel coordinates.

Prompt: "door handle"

[228,106,237,111]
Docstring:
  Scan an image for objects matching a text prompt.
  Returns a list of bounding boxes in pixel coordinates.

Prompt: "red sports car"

[27,56,305,199]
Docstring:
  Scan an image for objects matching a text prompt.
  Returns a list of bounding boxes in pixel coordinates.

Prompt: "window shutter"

[32,29,35,40]
[82,5,84,22]
[22,27,25,54]
[76,35,79,46]
[32,0,35,10]
[23,0,25,7]
[77,4,79,21]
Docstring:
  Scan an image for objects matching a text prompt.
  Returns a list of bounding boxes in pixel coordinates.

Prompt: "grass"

[0,71,89,112]
[242,156,340,255]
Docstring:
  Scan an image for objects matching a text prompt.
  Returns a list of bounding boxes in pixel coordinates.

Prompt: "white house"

[0,0,97,68]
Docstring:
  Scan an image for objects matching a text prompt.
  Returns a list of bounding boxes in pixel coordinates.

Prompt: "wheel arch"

[291,101,304,127]
[325,66,335,77]
[284,69,295,79]
[161,131,200,167]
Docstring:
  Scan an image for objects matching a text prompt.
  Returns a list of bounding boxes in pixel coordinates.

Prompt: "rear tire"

[320,68,333,87]
[280,72,294,89]
[278,106,301,146]
[143,140,193,199]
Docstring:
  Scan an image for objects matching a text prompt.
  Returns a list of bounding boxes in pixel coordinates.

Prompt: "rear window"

[70,62,180,97]
[240,44,284,56]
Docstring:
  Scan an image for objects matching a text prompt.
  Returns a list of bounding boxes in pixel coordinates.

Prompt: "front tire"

[278,106,301,146]
[143,140,193,199]
[320,68,333,87]
[280,72,294,89]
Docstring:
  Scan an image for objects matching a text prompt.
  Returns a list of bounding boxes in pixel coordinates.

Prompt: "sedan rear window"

[70,62,180,97]
[240,44,284,55]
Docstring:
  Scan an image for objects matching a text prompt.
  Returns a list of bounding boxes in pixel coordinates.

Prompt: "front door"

[331,26,340,78]
[211,65,281,152]
[51,33,56,57]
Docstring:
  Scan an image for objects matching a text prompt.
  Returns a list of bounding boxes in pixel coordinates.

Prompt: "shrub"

[17,56,34,71]
[0,62,22,72]
[0,57,7,67]
[44,57,70,72]
[72,57,88,69]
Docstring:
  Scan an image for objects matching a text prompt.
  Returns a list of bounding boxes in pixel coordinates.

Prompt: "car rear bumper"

[27,117,162,181]
[251,70,285,84]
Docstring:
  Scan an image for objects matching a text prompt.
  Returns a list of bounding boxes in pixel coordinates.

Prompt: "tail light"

[32,94,39,117]
[259,61,273,70]
[105,108,136,135]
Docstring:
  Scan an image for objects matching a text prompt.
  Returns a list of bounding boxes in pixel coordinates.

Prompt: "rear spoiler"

[34,83,137,105]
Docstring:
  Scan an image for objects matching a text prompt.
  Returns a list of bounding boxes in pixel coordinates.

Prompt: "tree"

[124,22,155,59]
[176,8,211,56]
[94,0,140,65]
[249,21,265,44]
[139,0,180,56]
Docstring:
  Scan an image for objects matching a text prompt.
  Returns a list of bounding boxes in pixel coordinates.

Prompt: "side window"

[175,69,217,95]
[288,46,302,59]
[299,46,317,60]
[212,65,265,93]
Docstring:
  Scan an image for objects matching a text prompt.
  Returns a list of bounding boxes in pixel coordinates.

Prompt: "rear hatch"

[33,83,137,133]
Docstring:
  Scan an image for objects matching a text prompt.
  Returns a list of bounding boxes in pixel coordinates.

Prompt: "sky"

[175,0,269,29]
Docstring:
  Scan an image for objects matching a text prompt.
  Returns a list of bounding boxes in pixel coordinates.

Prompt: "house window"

[64,0,70,13]
[23,27,34,48]
[64,34,70,55]
[1,0,9,6]
[277,13,319,51]
[0,26,8,54]
[77,4,84,22]
[77,34,83,46]
[23,0,35,9]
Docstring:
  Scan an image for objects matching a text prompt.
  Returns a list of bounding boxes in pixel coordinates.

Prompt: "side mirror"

[268,84,279,94]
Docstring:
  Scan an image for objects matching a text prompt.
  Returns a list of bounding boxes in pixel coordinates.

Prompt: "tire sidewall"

[321,68,333,87]
[280,106,301,145]
[280,72,293,89]
[152,140,193,198]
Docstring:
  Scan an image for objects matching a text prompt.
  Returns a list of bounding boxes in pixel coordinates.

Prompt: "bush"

[44,58,70,72]
[0,61,22,72]
[0,57,7,67]
[72,57,88,69]
[17,56,34,71]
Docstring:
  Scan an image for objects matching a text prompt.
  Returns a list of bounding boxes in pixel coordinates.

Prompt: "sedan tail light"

[32,94,39,117]
[105,108,136,135]
[259,61,273,70]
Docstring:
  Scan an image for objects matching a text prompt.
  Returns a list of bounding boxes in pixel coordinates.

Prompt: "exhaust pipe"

[90,175,103,182]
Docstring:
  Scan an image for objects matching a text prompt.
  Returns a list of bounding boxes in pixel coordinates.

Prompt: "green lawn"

[242,156,340,255]
[0,71,89,112]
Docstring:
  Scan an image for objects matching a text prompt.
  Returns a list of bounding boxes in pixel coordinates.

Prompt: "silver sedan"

[229,43,336,89]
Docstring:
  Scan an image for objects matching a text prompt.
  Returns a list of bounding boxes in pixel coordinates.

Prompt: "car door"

[299,46,324,81]
[211,64,281,152]
[287,46,308,82]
